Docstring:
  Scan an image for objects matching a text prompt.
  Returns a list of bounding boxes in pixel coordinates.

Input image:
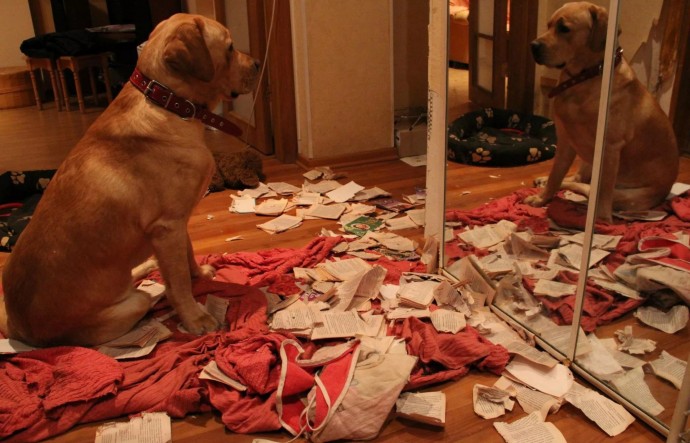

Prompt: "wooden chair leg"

[58,66,71,111]
[48,68,62,111]
[101,55,113,104]
[88,66,98,106]
[27,66,43,110]
[72,67,86,113]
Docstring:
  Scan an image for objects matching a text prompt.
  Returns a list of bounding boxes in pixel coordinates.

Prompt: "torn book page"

[540,325,592,357]
[493,411,566,443]
[494,377,562,417]
[560,232,622,250]
[254,198,288,216]
[564,381,635,437]
[615,325,656,354]
[0,339,36,354]
[326,181,365,203]
[503,341,557,368]
[457,220,517,249]
[473,384,514,419]
[556,243,609,270]
[205,294,229,326]
[239,182,272,199]
[95,412,171,443]
[576,333,625,380]
[598,338,646,369]
[256,214,303,234]
[504,356,574,398]
[136,279,166,307]
[303,179,341,194]
[396,391,445,427]
[533,279,577,298]
[385,215,418,231]
[305,203,347,220]
[398,280,440,309]
[610,366,664,416]
[267,182,301,195]
[430,308,466,334]
[320,257,372,281]
[649,350,687,389]
[199,361,248,391]
[229,195,256,213]
[352,186,390,201]
[634,304,689,334]
[310,311,362,340]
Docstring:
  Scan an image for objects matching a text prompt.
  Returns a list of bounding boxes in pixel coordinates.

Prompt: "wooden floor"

[1,100,689,442]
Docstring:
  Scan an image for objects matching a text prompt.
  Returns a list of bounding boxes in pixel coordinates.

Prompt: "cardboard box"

[395,121,427,158]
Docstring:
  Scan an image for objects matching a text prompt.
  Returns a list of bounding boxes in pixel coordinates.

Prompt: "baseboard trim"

[296,148,399,169]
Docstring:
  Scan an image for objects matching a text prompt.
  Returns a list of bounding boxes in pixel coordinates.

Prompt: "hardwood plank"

[1,104,688,442]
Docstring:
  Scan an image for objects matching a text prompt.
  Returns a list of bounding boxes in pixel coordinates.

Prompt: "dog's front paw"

[524,194,547,207]
[533,176,548,187]
[181,308,220,335]
[193,264,216,280]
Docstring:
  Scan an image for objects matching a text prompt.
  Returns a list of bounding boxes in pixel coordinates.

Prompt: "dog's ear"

[163,18,215,82]
[587,4,609,52]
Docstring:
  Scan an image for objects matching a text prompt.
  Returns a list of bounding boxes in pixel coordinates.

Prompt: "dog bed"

[0,170,56,252]
[448,108,557,166]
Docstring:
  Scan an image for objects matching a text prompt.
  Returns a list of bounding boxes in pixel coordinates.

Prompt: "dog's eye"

[557,22,570,34]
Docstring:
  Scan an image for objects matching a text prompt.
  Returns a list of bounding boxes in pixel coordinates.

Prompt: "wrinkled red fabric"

[523,271,645,332]
[202,236,343,287]
[671,191,690,221]
[400,318,510,390]
[0,280,269,442]
[445,187,544,226]
[205,332,293,433]
[0,347,122,440]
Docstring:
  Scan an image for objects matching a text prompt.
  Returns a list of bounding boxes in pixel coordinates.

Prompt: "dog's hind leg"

[132,257,159,280]
[612,187,670,212]
[76,287,153,346]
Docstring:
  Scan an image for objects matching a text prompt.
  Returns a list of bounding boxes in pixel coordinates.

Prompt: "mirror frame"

[424,0,690,439]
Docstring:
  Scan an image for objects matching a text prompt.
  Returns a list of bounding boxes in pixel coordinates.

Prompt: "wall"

[0,0,37,68]
[393,0,429,114]
[534,0,670,117]
[291,0,394,162]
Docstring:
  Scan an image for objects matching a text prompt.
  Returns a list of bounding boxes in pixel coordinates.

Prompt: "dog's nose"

[530,41,542,61]
[253,59,261,71]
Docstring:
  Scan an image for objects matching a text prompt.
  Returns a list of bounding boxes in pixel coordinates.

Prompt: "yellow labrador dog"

[0,14,259,346]
[525,1,678,221]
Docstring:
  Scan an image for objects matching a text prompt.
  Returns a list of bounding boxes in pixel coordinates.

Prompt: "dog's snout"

[253,59,261,71]
[530,41,543,62]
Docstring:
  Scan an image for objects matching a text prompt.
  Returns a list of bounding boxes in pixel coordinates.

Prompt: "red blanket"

[0,236,506,441]
[446,189,690,331]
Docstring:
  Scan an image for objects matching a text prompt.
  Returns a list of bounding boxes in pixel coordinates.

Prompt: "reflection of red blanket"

[0,236,505,442]
[446,189,690,331]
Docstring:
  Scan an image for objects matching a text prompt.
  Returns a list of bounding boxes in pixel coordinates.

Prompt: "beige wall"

[0,0,36,68]
[394,0,429,113]
[291,0,394,161]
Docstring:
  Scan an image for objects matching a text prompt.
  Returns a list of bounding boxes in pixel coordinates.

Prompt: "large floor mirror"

[426,0,690,439]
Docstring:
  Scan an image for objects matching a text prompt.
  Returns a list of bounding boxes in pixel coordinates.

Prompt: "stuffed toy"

[209,148,265,192]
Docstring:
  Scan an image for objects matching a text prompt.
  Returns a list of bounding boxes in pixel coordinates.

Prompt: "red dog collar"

[129,68,242,137]
[548,47,624,98]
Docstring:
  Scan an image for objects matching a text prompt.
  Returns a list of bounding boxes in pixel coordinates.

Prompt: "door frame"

[468,0,539,112]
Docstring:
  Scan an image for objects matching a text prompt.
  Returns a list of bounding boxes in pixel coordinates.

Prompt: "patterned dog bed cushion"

[448,107,557,167]
[0,170,55,251]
